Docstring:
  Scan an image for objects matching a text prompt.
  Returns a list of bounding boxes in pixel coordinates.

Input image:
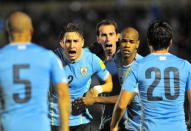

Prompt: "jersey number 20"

[146,67,179,101]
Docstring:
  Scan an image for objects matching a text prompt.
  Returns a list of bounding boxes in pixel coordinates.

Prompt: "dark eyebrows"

[100,32,115,37]
[65,39,79,43]
[120,38,137,43]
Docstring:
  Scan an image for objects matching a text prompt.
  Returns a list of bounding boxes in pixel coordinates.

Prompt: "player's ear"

[147,38,153,52]
[136,40,140,49]
[96,35,100,43]
[30,27,33,35]
[169,39,172,47]
[82,38,85,47]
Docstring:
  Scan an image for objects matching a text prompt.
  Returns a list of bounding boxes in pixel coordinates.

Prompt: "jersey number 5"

[13,64,31,103]
[146,67,179,101]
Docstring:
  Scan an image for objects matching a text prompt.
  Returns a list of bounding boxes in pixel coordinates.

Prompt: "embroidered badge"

[80,67,88,77]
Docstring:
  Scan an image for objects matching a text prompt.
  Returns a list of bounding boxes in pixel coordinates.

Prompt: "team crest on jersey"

[80,67,88,77]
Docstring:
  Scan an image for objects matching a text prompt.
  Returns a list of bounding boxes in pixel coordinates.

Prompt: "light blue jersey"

[123,53,191,131]
[0,43,67,131]
[115,52,143,131]
[49,48,109,126]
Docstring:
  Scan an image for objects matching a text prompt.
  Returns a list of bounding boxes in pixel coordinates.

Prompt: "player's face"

[97,25,119,57]
[60,32,84,61]
[120,32,139,59]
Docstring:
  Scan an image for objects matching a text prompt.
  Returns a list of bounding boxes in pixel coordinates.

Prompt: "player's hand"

[60,126,69,131]
[110,126,119,131]
[79,96,96,106]
[71,98,86,115]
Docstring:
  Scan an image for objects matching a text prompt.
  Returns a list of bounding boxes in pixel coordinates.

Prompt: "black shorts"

[70,123,98,131]
[100,128,129,131]
[51,122,98,131]
[51,125,59,131]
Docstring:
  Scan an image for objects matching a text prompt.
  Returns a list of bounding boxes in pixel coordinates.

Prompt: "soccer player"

[0,11,70,131]
[88,19,121,130]
[82,27,142,131]
[111,19,191,131]
[49,23,113,131]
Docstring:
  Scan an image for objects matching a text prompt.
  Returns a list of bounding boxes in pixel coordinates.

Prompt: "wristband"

[93,85,103,94]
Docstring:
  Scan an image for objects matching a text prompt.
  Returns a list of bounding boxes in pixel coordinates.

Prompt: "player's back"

[137,53,190,131]
[0,43,53,131]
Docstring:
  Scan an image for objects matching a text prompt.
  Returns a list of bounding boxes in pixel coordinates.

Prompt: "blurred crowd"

[0,0,191,61]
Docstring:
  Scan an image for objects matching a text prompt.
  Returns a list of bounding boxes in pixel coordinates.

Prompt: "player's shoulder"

[54,47,63,54]
[138,53,189,66]
[134,54,144,64]
[30,43,56,56]
[0,43,15,53]
[83,48,100,60]
[168,53,190,65]
[136,53,143,60]
[137,53,168,63]
[28,43,59,61]
[30,43,49,52]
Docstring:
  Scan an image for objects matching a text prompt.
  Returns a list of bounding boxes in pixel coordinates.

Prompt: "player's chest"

[117,66,131,85]
[64,63,93,87]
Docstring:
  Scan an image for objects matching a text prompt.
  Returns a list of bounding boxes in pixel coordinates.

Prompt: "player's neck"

[104,49,116,61]
[152,49,169,54]
[105,55,113,61]
[122,53,136,66]
[10,33,32,43]
[105,53,114,61]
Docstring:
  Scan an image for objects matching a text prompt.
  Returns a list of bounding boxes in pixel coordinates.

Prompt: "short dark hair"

[96,19,118,36]
[147,19,173,50]
[59,23,83,41]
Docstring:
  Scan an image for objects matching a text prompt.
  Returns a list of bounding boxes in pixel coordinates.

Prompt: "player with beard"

[48,23,113,131]
[82,27,142,131]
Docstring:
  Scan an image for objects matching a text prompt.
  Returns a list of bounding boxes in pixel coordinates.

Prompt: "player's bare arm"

[86,74,113,97]
[110,90,137,130]
[187,89,191,131]
[57,83,71,131]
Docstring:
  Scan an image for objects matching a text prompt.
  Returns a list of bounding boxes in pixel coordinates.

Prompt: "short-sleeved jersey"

[123,53,191,131]
[49,48,109,126]
[100,52,143,130]
[0,43,67,131]
[115,53,143,131]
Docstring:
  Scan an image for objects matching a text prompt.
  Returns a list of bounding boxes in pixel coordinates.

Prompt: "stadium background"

[0,0,191,129]
[0,0,191,61]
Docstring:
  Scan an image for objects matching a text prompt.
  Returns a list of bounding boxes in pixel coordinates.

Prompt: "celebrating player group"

[0,11,191,131]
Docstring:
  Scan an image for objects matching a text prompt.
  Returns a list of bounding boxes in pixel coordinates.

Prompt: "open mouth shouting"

[104,43,113,55]
[67,50,77,60]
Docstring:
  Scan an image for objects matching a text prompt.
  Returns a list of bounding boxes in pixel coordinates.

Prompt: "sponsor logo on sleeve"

[99,60,105,70]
